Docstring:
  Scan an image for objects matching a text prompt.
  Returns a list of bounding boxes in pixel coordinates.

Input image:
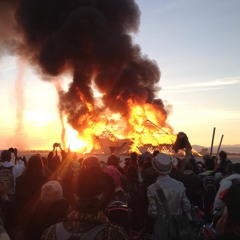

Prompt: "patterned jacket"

[147,174,191,218]
[40,210,130,240]
[147,175,191,240]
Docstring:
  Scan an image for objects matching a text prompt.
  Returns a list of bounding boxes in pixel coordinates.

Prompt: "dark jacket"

[215,234,240,240]
[24,199,69,240]
[15,174,47,210]
[180,170,203,207]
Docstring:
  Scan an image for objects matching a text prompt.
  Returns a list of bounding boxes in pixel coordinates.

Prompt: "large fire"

[65,100,177,154]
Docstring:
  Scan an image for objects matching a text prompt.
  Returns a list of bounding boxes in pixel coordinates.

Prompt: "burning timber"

[90,130,201,157]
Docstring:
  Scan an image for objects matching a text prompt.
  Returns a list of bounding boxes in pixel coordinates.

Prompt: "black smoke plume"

[1,0,169,136]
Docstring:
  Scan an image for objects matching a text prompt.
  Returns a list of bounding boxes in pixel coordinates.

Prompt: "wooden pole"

[210,127,216,158]
[146,119,170,134]
[215,134,224,163]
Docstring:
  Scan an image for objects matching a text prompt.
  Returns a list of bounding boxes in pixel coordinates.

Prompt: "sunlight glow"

[25,111,56,126]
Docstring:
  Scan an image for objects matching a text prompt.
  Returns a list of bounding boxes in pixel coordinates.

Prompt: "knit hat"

[103,166,122,190]
[0,150,11,162]
[152,153,175,175]
[40,180,63,204]
[76,167,115,213]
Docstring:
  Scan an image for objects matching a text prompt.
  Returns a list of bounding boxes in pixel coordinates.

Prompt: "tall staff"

[215,134,224,163]
[210,127,216,158]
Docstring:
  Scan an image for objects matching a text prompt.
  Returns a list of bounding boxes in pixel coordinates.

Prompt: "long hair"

[22,154,44,177]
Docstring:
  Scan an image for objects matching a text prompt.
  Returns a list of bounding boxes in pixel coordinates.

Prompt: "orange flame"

[65,99,177,154]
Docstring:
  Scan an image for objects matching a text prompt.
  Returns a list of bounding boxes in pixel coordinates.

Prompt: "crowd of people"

[0,134,239,240]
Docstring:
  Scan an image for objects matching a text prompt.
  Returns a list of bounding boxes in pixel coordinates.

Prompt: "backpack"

[0,165,14,195]
[105,201,132,235]
[55,222,110,240]
[202,172,217,200]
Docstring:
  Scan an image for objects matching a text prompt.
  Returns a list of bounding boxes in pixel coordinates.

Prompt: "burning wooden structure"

[89,120,201,157]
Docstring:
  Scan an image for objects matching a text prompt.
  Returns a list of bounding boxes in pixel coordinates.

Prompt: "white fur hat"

[40,180,63,204]
[152,153,177,175]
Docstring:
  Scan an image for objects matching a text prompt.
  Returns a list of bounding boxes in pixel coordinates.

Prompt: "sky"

[0,0,240,150]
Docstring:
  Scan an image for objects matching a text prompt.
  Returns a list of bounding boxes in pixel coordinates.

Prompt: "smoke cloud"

[1,0,169,137]
[0,0,20,56]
